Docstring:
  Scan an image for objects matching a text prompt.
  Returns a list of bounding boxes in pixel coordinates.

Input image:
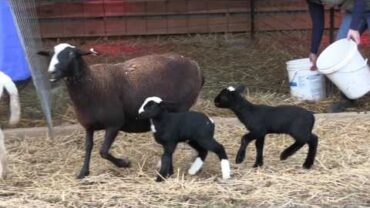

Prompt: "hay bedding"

[0,116,369,208]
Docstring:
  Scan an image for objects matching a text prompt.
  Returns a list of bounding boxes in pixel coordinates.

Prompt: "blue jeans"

[336,12,370,40]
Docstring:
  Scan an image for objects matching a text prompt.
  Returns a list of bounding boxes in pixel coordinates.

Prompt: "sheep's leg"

[77,129,94,179]
[303,134,318,169]
[188,141,208,175]
[280,141,305,160]
[0,129,8,179]
[198,139,230,180]
[100,128,130,168]
[157,143,176,182]
[253,137,265,168]
[236,133,255,164]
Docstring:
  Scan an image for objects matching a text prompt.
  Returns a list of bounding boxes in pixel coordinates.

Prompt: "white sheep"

[0,71,20,178]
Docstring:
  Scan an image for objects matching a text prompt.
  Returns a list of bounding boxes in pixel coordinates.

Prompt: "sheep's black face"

[214,89,234,108]
[38,43,79,82]
[214,85,246,108]
[49,44,79,82]
[138,97,163,119]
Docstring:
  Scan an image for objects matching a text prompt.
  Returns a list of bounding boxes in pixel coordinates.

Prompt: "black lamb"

[138,96,231,182]
[214,85,318,169]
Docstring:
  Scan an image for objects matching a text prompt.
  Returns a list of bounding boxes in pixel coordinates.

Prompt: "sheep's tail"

[191,60,205,87]
[201,73,205,87]
[0,72,20,125]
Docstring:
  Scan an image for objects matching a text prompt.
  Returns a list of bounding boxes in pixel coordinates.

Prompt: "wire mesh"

[8,0,53,137]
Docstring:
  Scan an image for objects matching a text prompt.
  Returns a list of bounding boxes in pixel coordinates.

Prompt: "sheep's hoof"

[115,159,131,168]
[155,176,165,182]
[77,171,89,179]
[235,153,245,164]
[280,152,289,160]
[302,163,313,169]
[253,162,263,168]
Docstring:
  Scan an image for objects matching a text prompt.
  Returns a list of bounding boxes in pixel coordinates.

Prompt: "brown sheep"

[38,43,204,179]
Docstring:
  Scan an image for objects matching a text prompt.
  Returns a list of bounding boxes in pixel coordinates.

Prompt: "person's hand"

[347,29,361,44]
[309,53,317,71]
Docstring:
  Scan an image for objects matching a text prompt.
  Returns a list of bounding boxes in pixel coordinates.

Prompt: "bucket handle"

[290,68,315,80]
[289,69,305,86]
[336,58,368,73]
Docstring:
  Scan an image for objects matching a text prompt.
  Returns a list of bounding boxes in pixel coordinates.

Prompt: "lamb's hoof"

[115,159,131,168]
[303,162,313,169]
[0,172,7,180]
[155,176,165,182]
[169,170,174,176]
[280,152,289,161]
[235,153,245,164]
[253,162,263,168]
[0,170,7,180]
[77,171,89,179]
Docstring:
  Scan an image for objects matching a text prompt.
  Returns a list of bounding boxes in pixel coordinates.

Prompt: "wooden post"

[250,0,256,39]
[329,7,335,43]
[327,8,336,96]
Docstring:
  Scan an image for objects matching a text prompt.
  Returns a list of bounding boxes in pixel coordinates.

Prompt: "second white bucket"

[286,58,326,102]
[317,39,370,99]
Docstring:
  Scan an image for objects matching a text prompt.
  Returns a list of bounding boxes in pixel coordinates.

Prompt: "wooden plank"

[168,0,188,14]
[39,20,65,38]
[84,19,106,36]
[167,15,188,34]
[37,2,84,18]
[35,0,342,38]
[125,17,147,35]
[228,14,249,32]
[208,15,228,33]
[106,18,127,36]
[147,16,168,34]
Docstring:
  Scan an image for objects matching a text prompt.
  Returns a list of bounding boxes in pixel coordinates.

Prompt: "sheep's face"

[214,85,245,108]
[38,43,96,82]
[138,97,163,119]
[37,43,77,82]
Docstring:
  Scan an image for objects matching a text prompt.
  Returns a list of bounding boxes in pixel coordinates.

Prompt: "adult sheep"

[38,43,204,179]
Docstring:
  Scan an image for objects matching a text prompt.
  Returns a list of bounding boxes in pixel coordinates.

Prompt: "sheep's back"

[91,54,203,117]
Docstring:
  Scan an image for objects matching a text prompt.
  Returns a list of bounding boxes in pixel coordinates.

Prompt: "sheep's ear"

[77,48,98,56]
[235,85,246,93]
[37,51,52,57]
[160,101,180,112]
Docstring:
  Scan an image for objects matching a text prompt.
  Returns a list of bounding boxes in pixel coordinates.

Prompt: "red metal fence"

[35,0,341,38]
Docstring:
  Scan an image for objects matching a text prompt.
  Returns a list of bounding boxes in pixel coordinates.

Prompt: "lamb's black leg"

[280,141,305,160]
[100,127,130,168]
[188,141,208,175]
[157,143,176,182]
[303,134,318,169]
[77,129,94,179]
[253,137,265,168]
[236,133,255,164]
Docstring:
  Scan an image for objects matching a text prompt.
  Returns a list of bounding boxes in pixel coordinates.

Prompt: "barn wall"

[35,0,342,38]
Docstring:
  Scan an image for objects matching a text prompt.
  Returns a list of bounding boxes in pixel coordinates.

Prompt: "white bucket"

[317,39,370,99]
[286,58,326,102]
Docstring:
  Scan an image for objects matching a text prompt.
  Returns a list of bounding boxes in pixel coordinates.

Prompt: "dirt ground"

[3,32,370,128]
[1,115,370,207]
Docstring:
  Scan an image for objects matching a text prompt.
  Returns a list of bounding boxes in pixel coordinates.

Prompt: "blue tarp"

[0,0,31,81]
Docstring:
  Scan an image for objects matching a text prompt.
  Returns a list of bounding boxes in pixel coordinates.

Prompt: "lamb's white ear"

[235,85,246,93]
